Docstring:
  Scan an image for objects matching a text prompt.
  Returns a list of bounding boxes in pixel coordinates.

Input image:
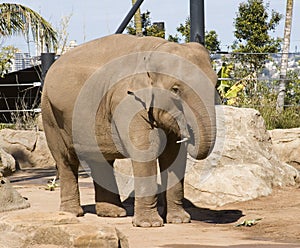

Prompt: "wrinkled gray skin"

[42,34,217,227]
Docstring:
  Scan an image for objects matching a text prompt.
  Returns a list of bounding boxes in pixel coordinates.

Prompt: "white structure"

[10,52,32,72]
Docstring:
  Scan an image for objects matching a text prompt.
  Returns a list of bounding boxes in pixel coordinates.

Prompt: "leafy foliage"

[0,3,57,51]
[218,0,299,129]
[126,11,165,39]
[232,0,282,74]
[128,13,221,53]
[56,14,73,54]
[205,30,221,53]
[219,71,300,129]
[216,62,234,100]
[168,17,190,43]
[0,46,18,77]
[285,70,300,107]
[168,17,221,52]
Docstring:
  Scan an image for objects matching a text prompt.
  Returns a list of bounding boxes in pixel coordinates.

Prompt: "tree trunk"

[276,0,294,113]
[132,0,143,37]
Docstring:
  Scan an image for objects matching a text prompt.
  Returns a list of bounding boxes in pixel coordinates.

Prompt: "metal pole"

[115,0,145,34]
[0,82,41,87]
[190,0,205,45]
[41,53,55,86]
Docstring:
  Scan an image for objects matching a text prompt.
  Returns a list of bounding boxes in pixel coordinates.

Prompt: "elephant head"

[141,42,217,160]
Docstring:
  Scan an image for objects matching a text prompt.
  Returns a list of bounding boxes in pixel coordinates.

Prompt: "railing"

[1,52,299,123]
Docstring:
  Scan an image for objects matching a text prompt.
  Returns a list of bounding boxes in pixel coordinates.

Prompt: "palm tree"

[0,3,57,53]
[276,0,294,113]
[131,0,143,37]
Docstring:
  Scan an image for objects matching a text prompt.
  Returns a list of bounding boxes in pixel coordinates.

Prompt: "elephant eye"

[171,85,180,95]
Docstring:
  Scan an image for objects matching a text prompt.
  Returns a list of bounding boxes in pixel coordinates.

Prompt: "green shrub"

[220,78,300,130]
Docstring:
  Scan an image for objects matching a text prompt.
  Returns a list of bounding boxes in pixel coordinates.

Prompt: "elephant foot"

[60,204,84,217]
[96,202,126,217]
[166,208,191,224]
[133,210,164,227]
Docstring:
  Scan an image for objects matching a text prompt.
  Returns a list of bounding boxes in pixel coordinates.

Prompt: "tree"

[0,46,18,76]
[276,0,294,113]
[131,0,143,37]
[232,0,282,75]
[0,3,57,53]
[205,30,221,53]
[126,11,165,39]
[168,17,190,43]
[56,14,72,54]
[168,17,221,52]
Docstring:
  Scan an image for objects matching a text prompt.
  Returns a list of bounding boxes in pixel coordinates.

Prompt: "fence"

[0,65,42,123]
[211,52,300,107]
[0,52,299,124]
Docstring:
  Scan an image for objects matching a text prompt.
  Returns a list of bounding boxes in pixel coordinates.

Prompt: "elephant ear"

[127,88,156,128]
[126,70,155,111]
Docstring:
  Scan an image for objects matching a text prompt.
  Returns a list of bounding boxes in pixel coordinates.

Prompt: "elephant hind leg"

[94,182,127,217]
[93,161,126,217]
[42,129,83,216]
[58,159,84,217]
[42,97,83,216]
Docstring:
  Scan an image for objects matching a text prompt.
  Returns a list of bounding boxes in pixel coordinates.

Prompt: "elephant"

[41,34,217,227]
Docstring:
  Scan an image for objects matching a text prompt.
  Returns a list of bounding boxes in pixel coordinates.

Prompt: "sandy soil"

[5,168,300,248]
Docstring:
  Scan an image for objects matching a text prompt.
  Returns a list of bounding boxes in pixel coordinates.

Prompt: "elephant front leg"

[132,160,163,227]
[164,179,190,224]
[159,138,191,224]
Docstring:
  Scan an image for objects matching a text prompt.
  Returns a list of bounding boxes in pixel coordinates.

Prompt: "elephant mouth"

[176,122,192,144]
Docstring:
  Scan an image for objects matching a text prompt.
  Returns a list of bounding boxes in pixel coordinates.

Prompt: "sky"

[2,0,300,54]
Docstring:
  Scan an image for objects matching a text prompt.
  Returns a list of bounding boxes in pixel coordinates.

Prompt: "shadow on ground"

[8,168,57,184]
[160,245,300,248]
[183,198,244,224]
[8,168,90,185]
[82,197,243,225]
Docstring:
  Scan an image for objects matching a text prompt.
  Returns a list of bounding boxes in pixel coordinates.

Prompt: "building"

[10,52,32,72]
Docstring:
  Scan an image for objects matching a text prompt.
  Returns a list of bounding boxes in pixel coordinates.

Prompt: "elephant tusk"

[176,137,189,144]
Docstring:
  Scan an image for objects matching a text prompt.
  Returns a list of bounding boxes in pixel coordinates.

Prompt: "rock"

[269,128,300,170]
[0,212,128,248]
[36,114,44,131]
[0,175,30,212]
[0,148,16,176]
[114,107,299,207]
[184,106,299,207]
[114,159,134,200]
[0,129,55,169]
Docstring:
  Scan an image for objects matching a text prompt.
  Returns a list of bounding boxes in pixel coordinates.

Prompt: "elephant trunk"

[185,94,216,160]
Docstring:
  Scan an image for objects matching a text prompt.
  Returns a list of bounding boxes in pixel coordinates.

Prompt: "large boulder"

[0,129,55,169]
[0,148,16,176]
[115,107,299,207]
[269,128,300,169]
[115,106,299,207]
[89,106,299,207]
[0,174,30,212]
[0,211,128,248]
[184,106,299,207]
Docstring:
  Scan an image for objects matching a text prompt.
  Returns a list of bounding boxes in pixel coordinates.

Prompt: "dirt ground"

[5,168,300,248]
